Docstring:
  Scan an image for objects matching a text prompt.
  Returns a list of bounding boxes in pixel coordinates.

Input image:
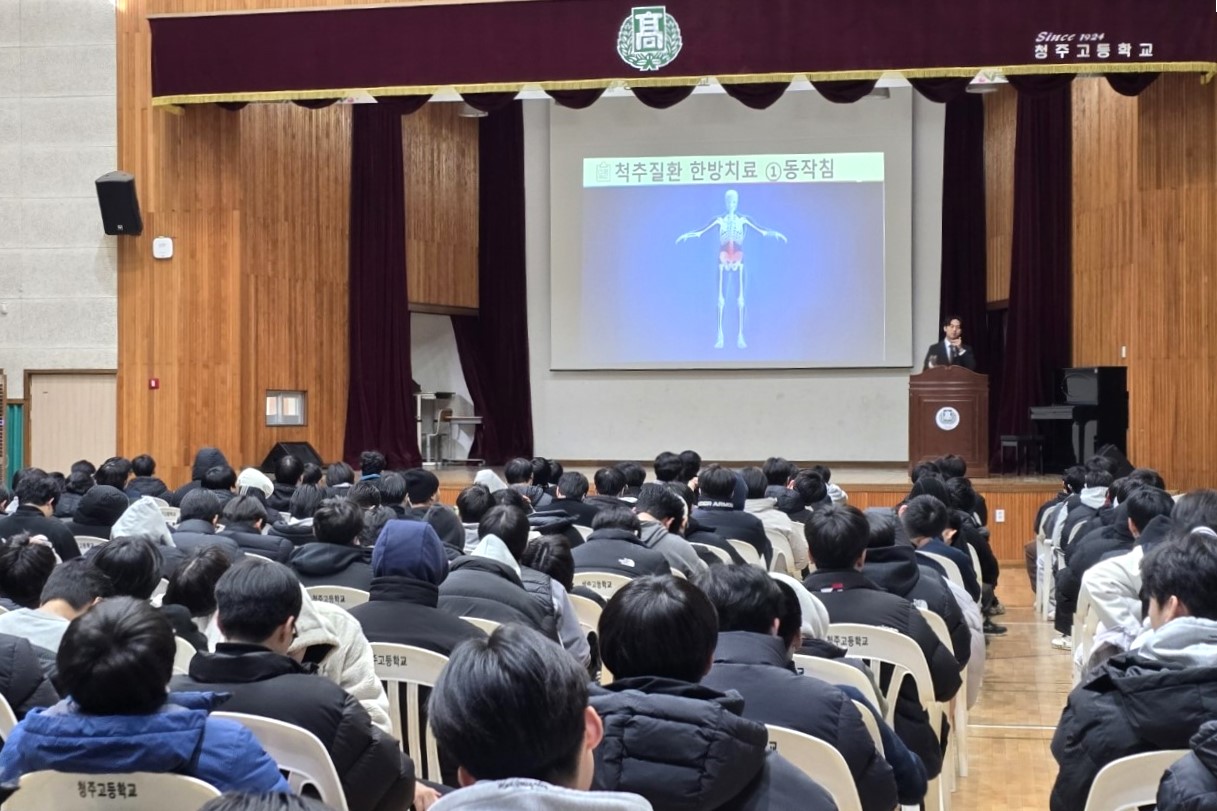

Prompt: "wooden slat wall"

[984,88,1016,304]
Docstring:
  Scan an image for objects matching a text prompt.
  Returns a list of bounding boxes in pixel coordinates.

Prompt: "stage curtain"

[1106,73,1159,97]
[992,84,1072,449]
[547,88,605,109]
[633,85,696,109]
[721,82,790,110]
[938,94,988,371]
[451,102,534,464]
[812,79,878,104]
[910,77,973,104]
[344,104,421,469]
[462,92,519,113]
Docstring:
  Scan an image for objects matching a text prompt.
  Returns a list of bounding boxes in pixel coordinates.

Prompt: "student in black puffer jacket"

[1159,721,1217,811]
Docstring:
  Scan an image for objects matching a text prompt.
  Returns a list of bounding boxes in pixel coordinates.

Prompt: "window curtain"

[450,102,534,465]
[343,104,421,468]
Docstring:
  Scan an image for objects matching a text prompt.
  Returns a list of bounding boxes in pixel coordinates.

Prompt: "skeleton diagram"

[676,189,787,349]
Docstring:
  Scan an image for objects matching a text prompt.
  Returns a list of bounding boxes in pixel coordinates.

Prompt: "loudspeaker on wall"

[95,171,144,236]
[260,442,325,473]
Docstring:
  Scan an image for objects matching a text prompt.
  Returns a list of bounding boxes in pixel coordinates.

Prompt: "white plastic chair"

[0,691,18,739]
[572,571,634,600]
[172,635,197,676]
[370,642,449,783]
[770,550,789,576]
[149,496,170,508]
[568,593,603,636]
[460,616,502,635]
[670,568,686,580]
[159,506,181,526]
[74,536,109,554]
[1081,749,1189,811]
[0,605,8,616]
[212,711,350,811]
[966,543,982,584]
[920,607,968,780]
[919,551,966,595]
[5,771,220,810]
[305,585,370,609]
[764,529,795,575]
[574,524,594,540]
[765,725,864,811]
[726,540,763,567]
[792,654,882,709]
[851,698,884,755]
[690,542,733,565]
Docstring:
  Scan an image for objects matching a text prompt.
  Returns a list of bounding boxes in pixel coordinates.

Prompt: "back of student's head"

[199,794,332,811]
[521,536,575,592]
[274,454,304,486]
[325,461,355,487]
[1173,490,1217,533]
[223,494,268,527]
[697,464,736,501]
[1062,465,1087,494]
[457,485,494,524]
[494,487,531,512]
[1084,468,1115,490]
[557,471,589,501]
[763,457,797,487]
[312,498,364,546]
[359,450,386,477]
[532,458,554,489]
[165,546,233,618]
[739,467,767,499]
[634,484,685,525]
[131,454,156,478]
[180,488,223,524]
[654,451,683,483]
[65,469,95,497]
[936,454,967,479]
[40,558,113,610]
[429,625,593,786]
[403,469,440,505]
[792,471,828,506]
[57,596,174,715]
[902,494,950,540]
[478,505,530,560]
[773,578,805,649]
[616,461,646,491]
[504,458,534,485]
[201,464,236,492]
[945,477,978,513]
[599,575,718,683]
[215,559,303,643]
[90,537,163,600]
[346,480,382,510]
[1129,467,1166,491]
[301,463,324,486]
[377,472,407,506]
[678,451,702,483]
[1142,534,1217,623]
[694,564,782,634]
[95,458,132,489]
[865,510,899,549]
[664,481,696,518]
[1126,486,1175,533]
[71,460,97,477]
[288,484,325,521]
[807,504,871,569]
[591,505,641,535]
[0,534,57,608]
[359,506,396,547]
[593,467,626,498]
[15,469,58,508]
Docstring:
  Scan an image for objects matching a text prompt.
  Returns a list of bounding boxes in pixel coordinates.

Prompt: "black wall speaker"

[95,171,144,236]
[1096,443,1135,479]
[260,442,325,473]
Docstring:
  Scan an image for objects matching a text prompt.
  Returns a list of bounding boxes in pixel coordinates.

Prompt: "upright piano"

[1029,367,1128,471]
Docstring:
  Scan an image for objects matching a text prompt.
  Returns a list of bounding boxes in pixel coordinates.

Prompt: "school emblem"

[617,6,683,71]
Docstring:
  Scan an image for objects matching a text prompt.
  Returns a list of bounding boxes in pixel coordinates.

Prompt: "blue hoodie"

[0,691,288,794]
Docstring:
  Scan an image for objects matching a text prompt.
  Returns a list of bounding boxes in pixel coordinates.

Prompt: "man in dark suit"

[923,315,976,371]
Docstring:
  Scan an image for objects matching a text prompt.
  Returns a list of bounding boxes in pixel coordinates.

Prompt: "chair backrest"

[689,542,733,565]
[572,571,634,600]
[0,605,8,616]
[211,711,349,811]
[770,550,789,576]
[4,771,220,810]
[574,524,594,540]
[966,543,983,583]
[305,585,370,609]
[727,540,762,567]
[765,725,864,811]
[1082,749,1190,811]
[851,699,884,755]
[825,623,937,717]
[919,551,965,593]
[792,654,881,708]
[917,607,953,653]
[0,691,18,740]
[149,497,170,508]
[567,592,603,636]
[172,635,197,676]
[669,567,687,580]
[245,552,274,563]
[151,578,169,602]
[74,536,109,554]
[158,506,181,526]
[765,530,795,574]
[460,616,502,635]
[370,642,449,783]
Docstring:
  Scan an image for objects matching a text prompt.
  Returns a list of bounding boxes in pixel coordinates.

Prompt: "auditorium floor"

[952,577,1069,810]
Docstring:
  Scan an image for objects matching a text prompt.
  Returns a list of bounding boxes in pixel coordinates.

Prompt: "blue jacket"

[0,692,288,794]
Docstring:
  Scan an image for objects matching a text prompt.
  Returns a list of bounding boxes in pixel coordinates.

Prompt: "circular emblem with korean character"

[935,407,961,431]
[617,6,683,72]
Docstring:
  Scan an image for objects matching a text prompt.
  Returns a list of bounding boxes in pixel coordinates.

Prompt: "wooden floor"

[952,577,1070,810]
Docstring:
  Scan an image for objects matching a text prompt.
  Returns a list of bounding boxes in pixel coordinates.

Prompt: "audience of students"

[62,485,130,540]
[219,496,295,562]
[0,471,81,561]
[125,454,170,500]
[0,534,57,611]
[288,498,373,590]
[0,558,113,675]
[691,465,771,563]
[571,506,672,579]
[173,489,245,559]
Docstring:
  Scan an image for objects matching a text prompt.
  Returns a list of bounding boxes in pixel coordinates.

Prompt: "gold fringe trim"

[152,62,1217,107]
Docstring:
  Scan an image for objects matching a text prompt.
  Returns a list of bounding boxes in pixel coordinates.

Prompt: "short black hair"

[615,462,646,490]
[71,460,97,476]
[223,494,268,526]
[377,472,407,506]
[1110,477,1142,505]
[773,579,803,649]
[521,536,575,592]
[909,462,940,483]
[325,462,355,487]
[301,464,324,486]
[1063,465,1087,494]
[678,451,702,483]
[591,505,641,535]
[65,470,95,497]
[740,467,767,499]
[40,558,113,609]
[359,506,396,547]
[547,460,565,485]
[599,575,718,683]
[429,625,590,784]
[945,477,978,513]
[457,485,495,524]
[180,489,223,524]
[865,510,899,549]
[90,537,164,600]
[131,455,156,478]
[165,546,234,617]
[347,480,383,509]
[15,470,58,508]
[634,484,685,524]
[654,452,683,483]
[936,454,967,479]
[697,465,736,501]
[0,534,57,608]
[359,450,386,477]
[313,498,364,546]
[1126,486,1175,533]
[202,465,237,491]
[198,795,332,811]
[1129,468,1166,491]
[943,314,962,328]
[792,472,828,506]
[807,505,871,569]
[215,559,303,642]
[694,564,783,634]
[763,457,797,487]
[1142,534,1217,621]
[478,505,531,560]
[902,495,950,540]
[557,472,589,501]
[95,458,132,489]
[1173,490,1217,533]
[496,487,531,512]
[403,469,441,504]
[531,458,553,488]
[593,467,626,498]
[504,458,534,485]
[58,597,175,715]
[1084,469,1115,489]
[288,484,326,521]
[809,464,833,484]
[274,455,304,486]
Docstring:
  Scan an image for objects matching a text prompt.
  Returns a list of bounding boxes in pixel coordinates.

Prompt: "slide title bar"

[583,152,884,188]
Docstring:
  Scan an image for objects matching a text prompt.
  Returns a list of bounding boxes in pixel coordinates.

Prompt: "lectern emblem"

[935,407,961,431]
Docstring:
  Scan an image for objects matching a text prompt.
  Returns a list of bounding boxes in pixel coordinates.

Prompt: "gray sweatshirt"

[432,779,652,810]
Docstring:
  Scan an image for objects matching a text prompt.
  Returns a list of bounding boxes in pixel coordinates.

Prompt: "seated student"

[586,468,630,512]
[0,470,80,561]
[456,484,495,553]
[402,469,466,555]
[761,457,798,501]
[125,454,170,500]
[804,505,961,779]
[109,496,187,579]
[677,450,701,485]
[54,469,94,519]
[91,537,205,650]
[219,495,294,563]
[502,457,550,509]
[616,461,646,502]
[572,506,671,579]
[94,458,133,492]
[427,625,651,811]
[175,560,417,811]
[653,451,683,484]
[590,575,836,810]
[267,454,303,512]
[811,464,849,506]
[0,632,59,721]
[0,558,112,675]
[358,450,386,482]
[167,447,229,506]
[268,484,327,544]
[697,564,899,811]
[325,461,356,496]
[358,505,395,549]
[0,597,288,793]
[349,520,485,654]
[901,494,981,602]
[0,534,57,610]
[198,795,332,811]
[164,546,233,639]
[201,464,239,509]
[372,473,407,519]
[774,471,825,529]
[633,484,707,578]
[1051,532,1217,811]
[522,534,606,611]
[347,481,382,511]
[691,465,771,564]
[664,482,747,565]
[549,472,600,528]
[739,467,806,573]
[288,498,372,591]
[63,485,130,540]
[301,463,324,487]
[1157,719,1217,811]
[236,468,279,515]
[172,490,244,560]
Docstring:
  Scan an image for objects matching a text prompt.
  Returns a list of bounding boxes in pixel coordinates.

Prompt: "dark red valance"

[149,0,1216,105]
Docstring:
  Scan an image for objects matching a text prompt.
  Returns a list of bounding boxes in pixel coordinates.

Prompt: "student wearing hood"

[168,446,231,507]
[63,485,131,541]
[109,497,186,580]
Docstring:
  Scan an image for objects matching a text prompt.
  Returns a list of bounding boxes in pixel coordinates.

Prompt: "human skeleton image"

[676,189,787,349]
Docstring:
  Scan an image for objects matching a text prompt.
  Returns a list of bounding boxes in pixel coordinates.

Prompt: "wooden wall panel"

[984,87,1016,304]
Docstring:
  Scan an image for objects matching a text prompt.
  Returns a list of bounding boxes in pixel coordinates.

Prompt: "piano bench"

[999,434,1045,476]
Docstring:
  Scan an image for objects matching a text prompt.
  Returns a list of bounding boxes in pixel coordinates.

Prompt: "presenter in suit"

[923,315,976,371]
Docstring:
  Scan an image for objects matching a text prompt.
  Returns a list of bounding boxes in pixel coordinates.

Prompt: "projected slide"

[576,152,886,367]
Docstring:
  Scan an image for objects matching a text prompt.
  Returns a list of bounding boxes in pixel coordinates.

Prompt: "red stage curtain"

[344,104,421,468]
[450,103,534,465]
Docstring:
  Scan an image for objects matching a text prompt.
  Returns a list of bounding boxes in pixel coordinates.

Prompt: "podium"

[909,366,989,477]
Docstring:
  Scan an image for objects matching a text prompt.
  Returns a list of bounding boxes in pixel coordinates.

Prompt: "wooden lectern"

[909,366,989,477]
